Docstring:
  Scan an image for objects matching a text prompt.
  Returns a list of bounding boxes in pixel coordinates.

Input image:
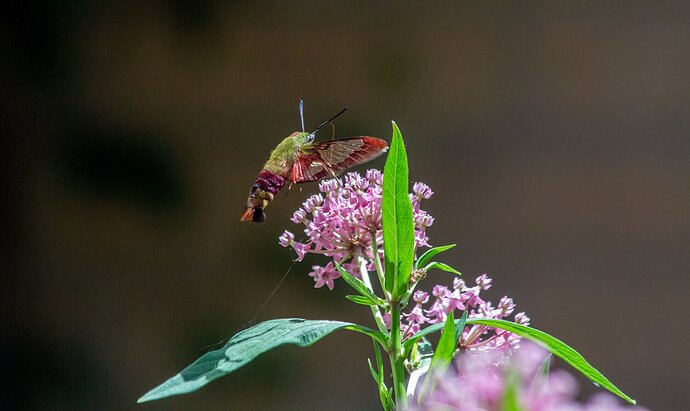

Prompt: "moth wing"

[290,137,388,183]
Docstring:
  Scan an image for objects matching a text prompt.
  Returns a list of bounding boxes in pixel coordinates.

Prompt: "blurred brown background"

[2,2,689,410]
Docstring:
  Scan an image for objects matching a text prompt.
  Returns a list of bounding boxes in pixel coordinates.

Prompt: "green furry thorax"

[262,132,312,175]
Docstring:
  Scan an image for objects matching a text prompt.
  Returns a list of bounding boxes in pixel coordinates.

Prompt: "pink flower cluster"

[402,275,529,351]
[415,342,648,411]
[279,169,434,290]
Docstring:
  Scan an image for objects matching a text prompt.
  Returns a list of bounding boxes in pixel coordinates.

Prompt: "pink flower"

[403,274,527,353]
[413,342,648,411]
[308,262,341,290]
[279,169,434,290]
[278,230,310,261]
[476,273,492,290]
[424,285,451,323]
[278,230,294,248]
[403,291,432,337]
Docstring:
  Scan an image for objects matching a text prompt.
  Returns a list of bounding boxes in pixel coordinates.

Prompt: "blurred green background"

[2,2,689,410]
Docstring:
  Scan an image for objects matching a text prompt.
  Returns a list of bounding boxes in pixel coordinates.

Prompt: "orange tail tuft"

[240,208,254,222]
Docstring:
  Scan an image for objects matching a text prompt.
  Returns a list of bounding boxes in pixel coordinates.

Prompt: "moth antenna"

[310,107,347,135]
[299,99,305,133]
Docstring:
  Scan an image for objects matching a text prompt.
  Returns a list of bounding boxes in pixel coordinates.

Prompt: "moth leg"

[282,181,295,198]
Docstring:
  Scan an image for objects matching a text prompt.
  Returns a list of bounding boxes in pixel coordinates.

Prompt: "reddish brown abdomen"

[240,170,286,222]
[255,170,286,195]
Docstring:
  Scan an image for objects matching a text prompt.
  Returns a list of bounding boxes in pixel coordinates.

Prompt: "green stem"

[389,300,407,409]
[357,253,388,334]
[371,230,388,297]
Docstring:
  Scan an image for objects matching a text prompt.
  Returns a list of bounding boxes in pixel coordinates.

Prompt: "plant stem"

[389,300,407,409]
[357,253,388,334]
[370,230,388,297]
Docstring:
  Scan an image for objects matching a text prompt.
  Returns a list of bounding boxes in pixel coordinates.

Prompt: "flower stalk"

[388,299,407,409]
[357,252,388,334]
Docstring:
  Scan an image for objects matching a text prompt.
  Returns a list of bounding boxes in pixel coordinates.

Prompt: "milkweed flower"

[308,262,340,290]
[403,274,529,352]
[279,169,433,289]
[281,169,525,354]
[414,342,648,411]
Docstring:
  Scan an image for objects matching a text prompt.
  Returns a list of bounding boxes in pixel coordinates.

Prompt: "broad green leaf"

[335,262,386,308]
[382,121,415,298]
[465,318,636,404]
[138,319,352,403]
[415,244,457,269]
[425,261,462,276]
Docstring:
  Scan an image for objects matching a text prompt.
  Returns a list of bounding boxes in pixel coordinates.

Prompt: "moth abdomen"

[240,170,286,222]
[252,208,266,223]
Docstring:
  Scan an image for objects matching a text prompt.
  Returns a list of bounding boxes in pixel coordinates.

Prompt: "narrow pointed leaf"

[335,262,386,308]
[419,312,457,401]
[374,341,387,384]
[382,121,414,297]
[368,358,379,383]
[344,324,388,347]
[428,311,458,370]
[453,310,468,343]
[138,319,352,403]
[346,295,378,306]
[415,244,457,269]
[425,261,462,275]
[372,340,393,411]
[404,315,466,356]
[465,318,636,404]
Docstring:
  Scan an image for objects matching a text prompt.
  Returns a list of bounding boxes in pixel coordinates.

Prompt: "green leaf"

[403,315,466,356]
[429,312,458,370]
[500,372,523,411]
[415,244,457,269]
[344,324,389,347]
[335,262,386,308]
[453,310,468,343]
[345,295,378,306]
[367,340,393,411]
[465,318,636,404]
[138,319,352,403]
[425,261,462,275]
[406,338,434,400]
[372,340,393,411]
[367,358,379,383]
[416,338,434,360]
[419,312,457,401]
[382,121,415,298]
